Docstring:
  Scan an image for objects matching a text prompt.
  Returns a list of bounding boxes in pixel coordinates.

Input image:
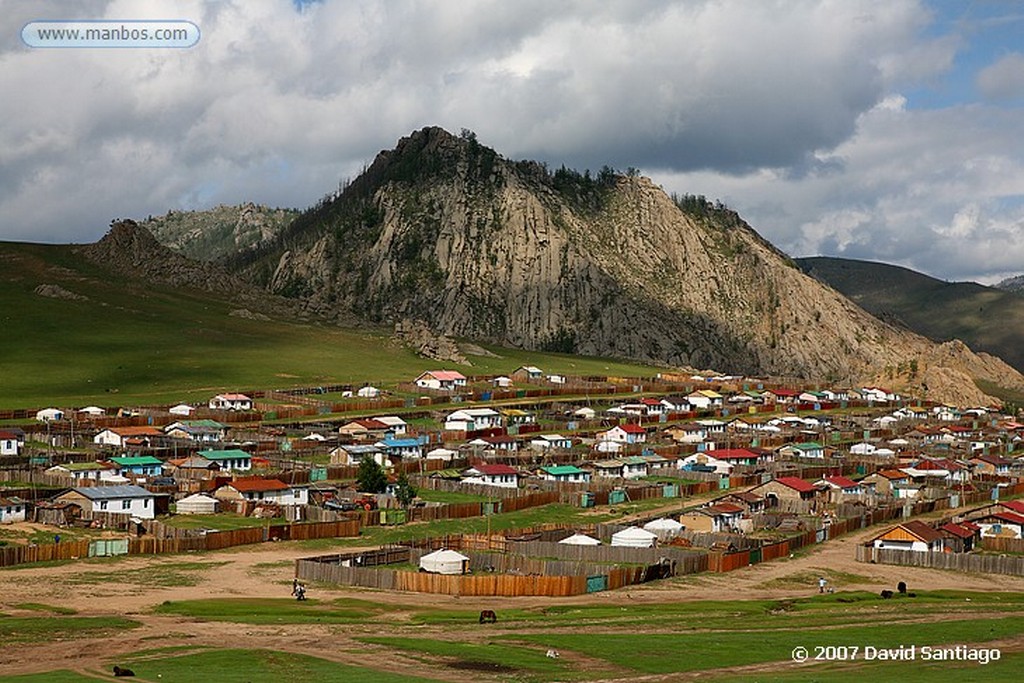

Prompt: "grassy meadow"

[0,241,660,408]
[13,591,1020,681]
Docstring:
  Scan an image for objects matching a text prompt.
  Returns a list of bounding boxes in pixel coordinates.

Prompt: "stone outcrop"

[393,319,469,365]
[34,283,88,301]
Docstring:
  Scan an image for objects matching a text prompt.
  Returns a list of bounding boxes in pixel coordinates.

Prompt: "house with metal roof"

[46,461,125,483]
[197,449,252,472]
[462,463,519,488]
[208,393,253,411]
[109,456,163,477]
[164,420,228,443]
[53,485,157,519]
[538,465,591,483]
[413,370,467,391]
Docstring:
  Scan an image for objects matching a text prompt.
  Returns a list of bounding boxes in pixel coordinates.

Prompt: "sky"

[2,0,1023,284]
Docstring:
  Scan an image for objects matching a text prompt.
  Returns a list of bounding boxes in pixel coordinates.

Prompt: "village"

[2,366,1024,597]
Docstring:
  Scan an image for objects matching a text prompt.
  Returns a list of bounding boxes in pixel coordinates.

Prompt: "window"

[122,500,130,509]
[144,499,150,507]
[100,501,108,510]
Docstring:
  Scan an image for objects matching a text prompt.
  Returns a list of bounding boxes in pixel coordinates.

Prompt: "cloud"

[0,0,1017,288]
[651,98,1024,282]
[977,52,1024,101]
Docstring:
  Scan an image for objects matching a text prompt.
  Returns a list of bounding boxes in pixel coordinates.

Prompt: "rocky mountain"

[996,274,1024,295]
[78,219,338,324]
[797,257,1024,374]
[143,203,298,261]
[214,127,1022,405]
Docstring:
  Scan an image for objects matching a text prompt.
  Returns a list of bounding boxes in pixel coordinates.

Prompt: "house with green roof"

[109,456,163,476]
[538,465,591,483]
[197,449,252,471]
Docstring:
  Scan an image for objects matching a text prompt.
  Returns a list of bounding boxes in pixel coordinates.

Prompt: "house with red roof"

[860,469,911,496]
[969,453,1013,476]
[971,510,1024,539]
[414,370,467,391]
[747,476,821,505]
[462,463,519,489]
[869,520,945,552]
[599,423,647,445]
[677,451,735,475]
[761,388,800,404]
[816,475,863,502]
[338,418,392,440]
[999,500,1024,515]
[940,521,980,552]
[704,448,770,467]
[0,431,21,456]
[214,478,308,506]
[93,426,165,449]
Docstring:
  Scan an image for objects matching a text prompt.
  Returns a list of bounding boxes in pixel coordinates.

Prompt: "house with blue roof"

[376,437,425,460]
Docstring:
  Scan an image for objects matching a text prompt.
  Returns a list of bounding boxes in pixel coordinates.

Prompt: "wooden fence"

[504,540,708,573]
[0,518,361,569]
[979,537,1024,554]
[854,545,1024,577]
[0,540,92,567]
[296,540,673,597]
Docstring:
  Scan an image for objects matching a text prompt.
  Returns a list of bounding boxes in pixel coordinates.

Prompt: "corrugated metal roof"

[72,485,154,500]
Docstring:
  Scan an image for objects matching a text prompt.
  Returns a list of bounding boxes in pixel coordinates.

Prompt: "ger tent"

[175,493,219,515]
[558,532,601,546]
[611,526,658,548]
[419,548,470,575]
[643,517,684,541]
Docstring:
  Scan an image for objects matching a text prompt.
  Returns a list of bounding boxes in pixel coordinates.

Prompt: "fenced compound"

[295,534,678,597]
[854,545,1024,577]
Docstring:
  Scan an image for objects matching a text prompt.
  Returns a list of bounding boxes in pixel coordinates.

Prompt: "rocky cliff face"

[223,127,1023,404]
[143,203,298,262]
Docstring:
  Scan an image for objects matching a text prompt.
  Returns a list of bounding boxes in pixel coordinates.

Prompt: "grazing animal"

[479,609,497,624]
[897,581,907,594]
[546,650,560,658]
[112,665,136,677]
[880,590,894,599]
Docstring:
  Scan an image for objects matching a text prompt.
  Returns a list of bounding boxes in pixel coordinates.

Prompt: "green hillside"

[798,256,1024,373]
[0,241,660,409]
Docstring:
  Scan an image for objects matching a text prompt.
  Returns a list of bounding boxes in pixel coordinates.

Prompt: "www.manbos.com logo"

[22,20,200,48]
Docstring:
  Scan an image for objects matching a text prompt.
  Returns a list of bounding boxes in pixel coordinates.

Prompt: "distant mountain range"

[797,257,1024,375]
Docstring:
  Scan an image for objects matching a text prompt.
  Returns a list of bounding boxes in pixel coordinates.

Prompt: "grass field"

[0,242,661,408]
[0,615,140,646]
[119,648,438,683]
[123,591,1024,682]
[153,597,387,624]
